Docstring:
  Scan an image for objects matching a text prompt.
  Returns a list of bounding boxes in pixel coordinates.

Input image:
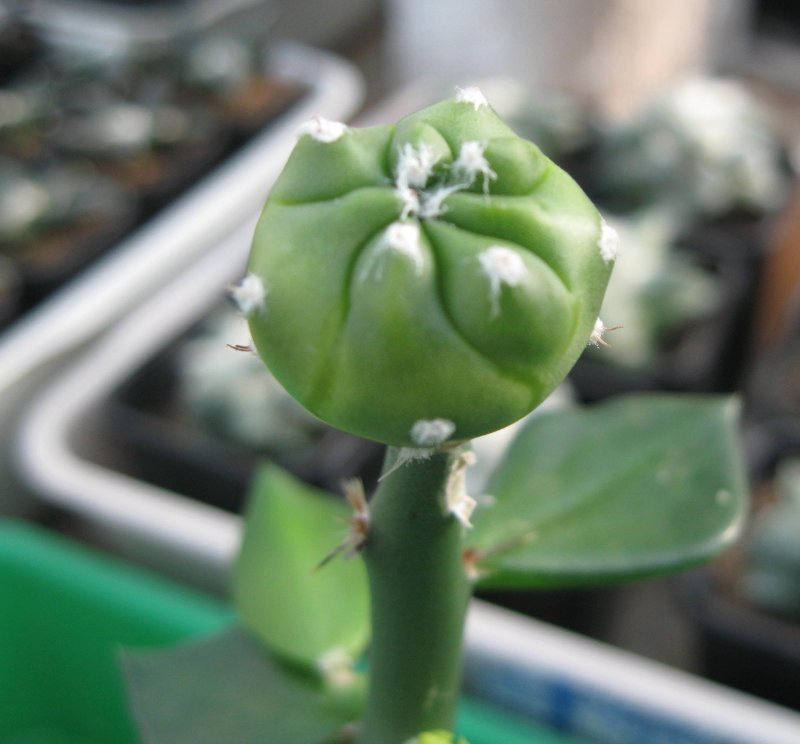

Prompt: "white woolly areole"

[230,273,266,316]
[393,140,496,219]
[396,142,438,190]
[396,185,421,220]
[445,451,478,529]
[378,446,435,481]
[418,182,465,220]
[410,418,456,447]
[455,86,489,110]
[453,141,496,191]
[316,647,357,688]
[479,246,527,317]
[296,116,348,143]
[360,222,425,281]
[395,143,440,219]
[588,317,607,347]
[598,219,619,263]
[385,222,424,274]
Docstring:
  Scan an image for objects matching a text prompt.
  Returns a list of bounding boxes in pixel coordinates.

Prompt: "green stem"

[360,448,472,744]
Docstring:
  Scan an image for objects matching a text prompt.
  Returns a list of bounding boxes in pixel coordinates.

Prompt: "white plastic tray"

[18,218,251,585]
[466,601,800,744]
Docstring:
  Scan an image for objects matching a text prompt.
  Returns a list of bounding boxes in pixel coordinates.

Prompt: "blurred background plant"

[743,459,800,621]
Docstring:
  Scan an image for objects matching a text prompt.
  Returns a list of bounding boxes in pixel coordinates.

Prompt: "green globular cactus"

[241,87,616,447]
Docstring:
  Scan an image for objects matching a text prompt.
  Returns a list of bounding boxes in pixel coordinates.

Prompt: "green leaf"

[232,463,370,670]
[121,625,358,744]
[467,394,748,588]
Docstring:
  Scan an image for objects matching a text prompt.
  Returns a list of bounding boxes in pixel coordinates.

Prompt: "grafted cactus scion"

[242,87,616,446]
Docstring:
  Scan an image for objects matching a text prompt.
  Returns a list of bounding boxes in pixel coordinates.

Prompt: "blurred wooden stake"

[754,183,800,347]
[385,0,721,120]
[582,0,716,121]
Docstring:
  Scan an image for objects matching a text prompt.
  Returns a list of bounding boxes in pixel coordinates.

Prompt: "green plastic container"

[0,522,584,744]
[0,523,233,744]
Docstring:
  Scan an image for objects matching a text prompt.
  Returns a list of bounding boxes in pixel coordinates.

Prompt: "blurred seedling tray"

[0,0,306,325]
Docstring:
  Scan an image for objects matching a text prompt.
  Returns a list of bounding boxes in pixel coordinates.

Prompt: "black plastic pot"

[682,568,800,711]
[680,417,800,711]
